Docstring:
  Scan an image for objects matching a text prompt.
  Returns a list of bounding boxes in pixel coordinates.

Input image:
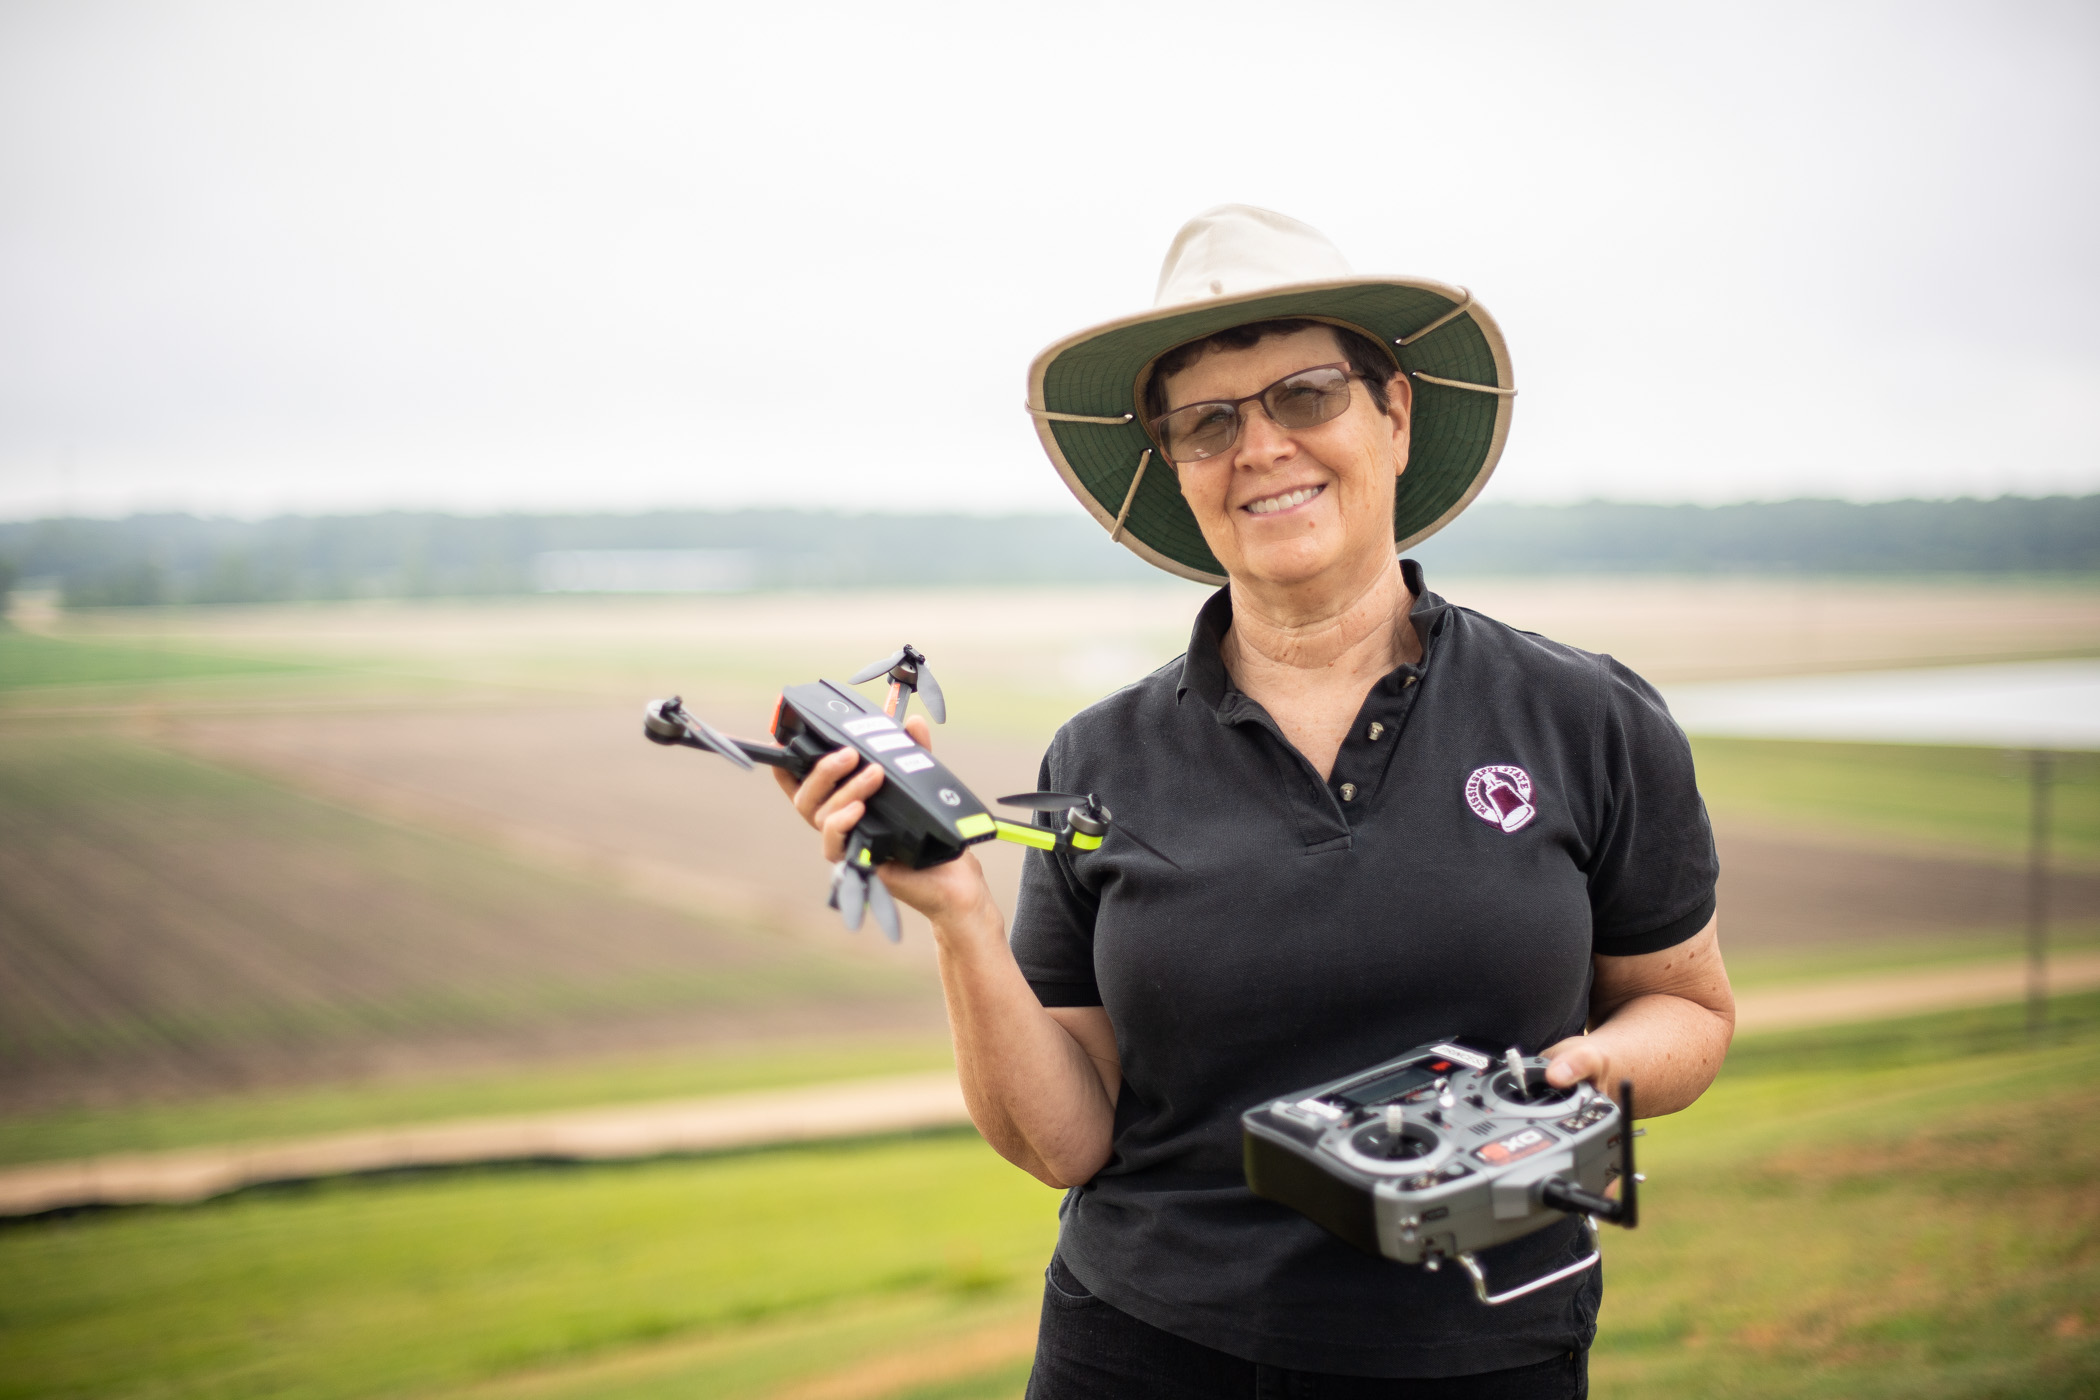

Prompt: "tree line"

[0,496,2093,607]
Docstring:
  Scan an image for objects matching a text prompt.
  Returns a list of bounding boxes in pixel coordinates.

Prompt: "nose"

[1232,399,1299,468]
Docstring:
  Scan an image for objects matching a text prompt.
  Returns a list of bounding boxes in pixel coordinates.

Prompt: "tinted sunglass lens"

[1266,370,1352,429]
[1164,403,1239,461]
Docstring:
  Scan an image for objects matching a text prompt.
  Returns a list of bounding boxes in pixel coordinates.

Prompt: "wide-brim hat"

[1025,205,1516,585]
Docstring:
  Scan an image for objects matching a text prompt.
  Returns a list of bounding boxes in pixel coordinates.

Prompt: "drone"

[643,644,1176,941]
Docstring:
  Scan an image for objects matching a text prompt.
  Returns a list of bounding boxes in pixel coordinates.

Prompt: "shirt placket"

[1328,664,1421,818]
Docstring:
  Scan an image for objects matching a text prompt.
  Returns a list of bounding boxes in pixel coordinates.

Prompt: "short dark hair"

[1142,318,1400,423]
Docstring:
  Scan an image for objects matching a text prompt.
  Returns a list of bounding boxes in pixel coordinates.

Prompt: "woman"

[780,206,1734,1397]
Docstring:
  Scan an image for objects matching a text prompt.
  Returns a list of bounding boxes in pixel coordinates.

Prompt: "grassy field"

[1694,736,2100,868]
[0,628,315,690]
[2,996,2094,1400]
[0,1033,955,1169]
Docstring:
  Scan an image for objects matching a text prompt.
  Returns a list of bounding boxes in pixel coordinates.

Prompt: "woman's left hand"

[1540,918,1735,1115]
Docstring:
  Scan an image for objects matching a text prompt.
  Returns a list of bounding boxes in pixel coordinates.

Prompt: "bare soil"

[170,703,2100,961]
[1715,816,2100,948]
[0,733,940,1112]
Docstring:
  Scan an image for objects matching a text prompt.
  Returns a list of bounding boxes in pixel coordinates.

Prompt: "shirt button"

[1367,722,1385,741]
[1403,675,1418,687]
[1339,782,1357,802]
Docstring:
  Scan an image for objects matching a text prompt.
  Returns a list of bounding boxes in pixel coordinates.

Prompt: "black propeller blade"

[829,831,902,942]
[846,649,907,685]
[832,860,865,930]
[865,870,902,943]
[995,790,1092,811]
[912,658,947,725]
[847,644,946,725]
[1108,820,1182,871]
[994,792,1182,870]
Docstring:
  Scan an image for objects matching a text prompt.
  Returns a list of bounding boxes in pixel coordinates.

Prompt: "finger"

[813,761,885,830]
[1545,1045,1599,1088]
[903,714,933,751]
[820,801,864,863]
[791,748,861,826]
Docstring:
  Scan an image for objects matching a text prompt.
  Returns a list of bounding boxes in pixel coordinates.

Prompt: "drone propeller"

[995,791,1182,869]
[847,644,947,725]
[828,832,902,942]
[994,790,1090,812]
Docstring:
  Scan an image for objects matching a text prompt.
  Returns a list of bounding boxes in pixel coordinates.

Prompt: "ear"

[1384,371,1413,478]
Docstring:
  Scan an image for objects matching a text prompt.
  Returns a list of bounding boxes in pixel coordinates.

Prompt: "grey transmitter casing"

[1242,1041,1624,1267]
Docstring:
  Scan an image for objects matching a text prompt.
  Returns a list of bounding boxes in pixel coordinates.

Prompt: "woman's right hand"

[772,715,1116,1187]
[770,713,998,929]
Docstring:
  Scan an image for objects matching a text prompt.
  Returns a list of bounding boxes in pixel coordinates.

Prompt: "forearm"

[1570,989,1733,1116]
[1547,918,1735,1117]
[930,896,1115,1188]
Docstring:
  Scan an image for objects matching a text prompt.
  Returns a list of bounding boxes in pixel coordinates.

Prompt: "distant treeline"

[0,496,2094,606]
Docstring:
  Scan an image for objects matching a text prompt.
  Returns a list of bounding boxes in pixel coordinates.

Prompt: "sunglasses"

[1148,363,1360,465]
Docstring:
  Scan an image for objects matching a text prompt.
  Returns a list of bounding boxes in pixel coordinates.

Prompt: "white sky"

[2,0,2096,520]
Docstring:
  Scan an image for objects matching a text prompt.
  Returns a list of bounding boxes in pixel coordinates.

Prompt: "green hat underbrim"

[1025,277,1515,585]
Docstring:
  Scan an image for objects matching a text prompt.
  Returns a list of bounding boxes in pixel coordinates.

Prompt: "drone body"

[768,679,997,869]
[644,645,1152,941]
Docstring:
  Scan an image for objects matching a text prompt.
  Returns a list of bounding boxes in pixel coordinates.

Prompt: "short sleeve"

[1008,739,1104,1006]
[1585,657,1719,956]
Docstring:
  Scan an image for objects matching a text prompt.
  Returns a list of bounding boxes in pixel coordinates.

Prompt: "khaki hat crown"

[1154,205,1355,307]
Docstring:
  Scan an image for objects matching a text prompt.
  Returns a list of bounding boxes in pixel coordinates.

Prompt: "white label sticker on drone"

[1429,1044,1490,1070]
[866,732,914,752]
[894,752,935,773]
[842,716,897,736]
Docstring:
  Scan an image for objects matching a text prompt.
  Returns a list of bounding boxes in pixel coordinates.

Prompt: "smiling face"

[1155,325,1412,595]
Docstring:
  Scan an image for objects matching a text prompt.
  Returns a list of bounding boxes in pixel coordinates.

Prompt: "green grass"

[0,628,312,690]
[4,998,2096,1400]
[1693,735,2100,867]
[0,1131,1060,1400]
[0,1034,954,1167]
[1589,992,2100,1398]
[1722,928,2100,991]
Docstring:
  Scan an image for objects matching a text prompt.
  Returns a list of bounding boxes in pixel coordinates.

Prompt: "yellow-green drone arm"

[991,819,1102,852]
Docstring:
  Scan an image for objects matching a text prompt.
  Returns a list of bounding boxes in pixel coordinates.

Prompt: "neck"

[1222,554,1419,685]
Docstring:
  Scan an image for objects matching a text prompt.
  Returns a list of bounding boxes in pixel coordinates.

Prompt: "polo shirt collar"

[1177,558,1450,715]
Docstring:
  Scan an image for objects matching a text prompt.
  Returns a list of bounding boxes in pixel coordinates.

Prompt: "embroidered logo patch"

[1465,765,1537,833]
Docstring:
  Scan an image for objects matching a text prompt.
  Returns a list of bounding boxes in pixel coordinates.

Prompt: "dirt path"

[8,950,2098,1219]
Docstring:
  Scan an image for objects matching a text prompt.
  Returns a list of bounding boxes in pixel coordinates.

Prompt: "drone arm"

[992,819,1102,853]
[731,738,800,770]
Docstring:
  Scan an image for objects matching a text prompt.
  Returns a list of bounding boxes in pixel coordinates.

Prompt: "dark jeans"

[1026,1255,1588,1400]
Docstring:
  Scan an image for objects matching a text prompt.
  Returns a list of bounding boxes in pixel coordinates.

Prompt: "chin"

[1232,539,1349,588]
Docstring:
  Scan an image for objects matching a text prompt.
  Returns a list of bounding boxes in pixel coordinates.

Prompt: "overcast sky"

[2,0,2095,520]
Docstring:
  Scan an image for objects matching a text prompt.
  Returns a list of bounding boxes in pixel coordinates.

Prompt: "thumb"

[904,713,934,750]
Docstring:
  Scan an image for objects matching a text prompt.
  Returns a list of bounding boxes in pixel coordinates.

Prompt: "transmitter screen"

[1331,1064,1436,1108]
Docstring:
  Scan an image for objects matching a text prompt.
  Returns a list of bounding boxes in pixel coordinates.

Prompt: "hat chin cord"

[1107,449,1152,543]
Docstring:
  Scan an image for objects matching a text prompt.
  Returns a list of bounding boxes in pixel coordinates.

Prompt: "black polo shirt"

[1010,560,1717,1378]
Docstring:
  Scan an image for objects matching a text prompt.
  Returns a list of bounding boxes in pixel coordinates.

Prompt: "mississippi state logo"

[1465,764,1537,833]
